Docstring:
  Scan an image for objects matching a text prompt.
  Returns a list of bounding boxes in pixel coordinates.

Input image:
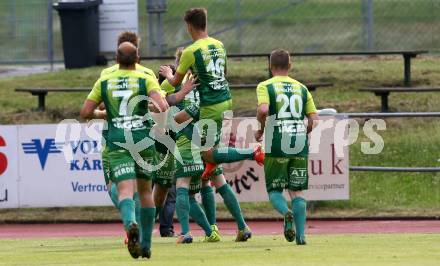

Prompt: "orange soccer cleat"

[253,145,265,166]
[201,162,217,180]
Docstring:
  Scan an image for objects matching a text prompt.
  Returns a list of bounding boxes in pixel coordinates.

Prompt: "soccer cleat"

[127,223,141,259]
[211,224,220,235]
[296,235,307,245]
[235,226,252,242]
[176,233,193,244]
[253,145,265,166]
[203,229,221,242]
[141,247,152,259]
[283,212,296,242]
[201,162,217,180]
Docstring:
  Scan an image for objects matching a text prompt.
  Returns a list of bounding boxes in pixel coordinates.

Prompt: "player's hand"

[159,65,173,79]
[181,74,198,95]
[254,129,264,142]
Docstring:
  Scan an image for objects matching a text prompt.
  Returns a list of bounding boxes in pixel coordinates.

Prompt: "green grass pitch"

[0,234,439,266]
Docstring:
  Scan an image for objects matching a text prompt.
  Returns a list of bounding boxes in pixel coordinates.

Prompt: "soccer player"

[255,49,318,245]
[159,7,261,241]
[99,31,155,244]
[81,42,168,258]
[156,48,220,243]
[101,31,156,77]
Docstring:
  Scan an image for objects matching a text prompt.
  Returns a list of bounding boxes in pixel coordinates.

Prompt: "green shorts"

[174,135,224,179]
[174,136,204,178]
[108,148,156,184]
[199,99,232,146]
[102,147,110,185]
[153,151,176,188]
[264,156,308,192]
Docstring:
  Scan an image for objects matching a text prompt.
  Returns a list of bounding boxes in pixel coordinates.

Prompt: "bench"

[141,50,427,86]
[15,88,90,111]
[359,87,440,112]
[16,83,332,111]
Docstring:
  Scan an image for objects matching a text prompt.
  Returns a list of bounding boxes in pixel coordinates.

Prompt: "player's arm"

[147,76,169,113]
[166,74,197,106]
[255,83,270,142]
[305,90,318,134]
[159,48,194,87]
[80,80,106,120]
[174,110,194,124]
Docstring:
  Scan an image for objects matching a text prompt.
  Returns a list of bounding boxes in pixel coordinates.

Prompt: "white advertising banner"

[99,0,139,52]
[0,116,349,208]
[0,126,19,208]
[17,123,111,208]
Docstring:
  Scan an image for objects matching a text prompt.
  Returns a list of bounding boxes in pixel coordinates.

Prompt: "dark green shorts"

[153,152,176,188]
[108,148,156,184]
[264,156,308,192]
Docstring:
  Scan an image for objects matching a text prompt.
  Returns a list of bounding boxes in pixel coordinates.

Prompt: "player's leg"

[136,178,155,258]
[108,150,140,258]
[265,157,295,242]
[175,177,193,243]
[211,172,252,242]
[188,178,220,242]
[200,180,217,230]
[135,147,158,259]
[152,151,174,218]
[287,156,309,245]
[117,180,139,258]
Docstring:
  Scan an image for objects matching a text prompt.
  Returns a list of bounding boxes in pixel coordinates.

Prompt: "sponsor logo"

[71,182,107,193]
[22,139,62,169]
[0,136,8,175]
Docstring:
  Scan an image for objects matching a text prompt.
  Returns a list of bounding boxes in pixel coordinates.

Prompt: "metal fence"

[0,0,439,63]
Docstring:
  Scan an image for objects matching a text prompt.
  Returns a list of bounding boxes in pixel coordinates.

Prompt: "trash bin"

[53,0,103,69]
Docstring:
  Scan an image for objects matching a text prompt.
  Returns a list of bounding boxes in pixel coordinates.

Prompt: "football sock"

[189,196,212,236]
[269,191,290,215]
[292,197,307,238]
[108,183,119,208]
[218,184,246,230]
[140,207,155,249]
[201,186,217,225]
[213,147,254,164]
[176,187,190,234]
[118,198,136,231]
[133,192,142,237]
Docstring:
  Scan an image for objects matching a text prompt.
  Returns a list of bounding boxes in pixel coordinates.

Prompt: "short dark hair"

[117,31,139,47]
[158,64,176,84]
[184,8,207,31]
[270,49,291,70]
[117,43,138,67]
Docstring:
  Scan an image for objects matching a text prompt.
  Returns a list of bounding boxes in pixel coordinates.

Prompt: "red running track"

[1,220,439,239]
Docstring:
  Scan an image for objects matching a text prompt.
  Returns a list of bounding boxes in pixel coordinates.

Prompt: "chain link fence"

[0,0,439,63]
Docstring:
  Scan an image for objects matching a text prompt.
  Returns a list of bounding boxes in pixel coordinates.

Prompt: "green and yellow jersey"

[88,69,161,151]
[256,76,317,157]
[177,37,231,106]
[101,63,156,79]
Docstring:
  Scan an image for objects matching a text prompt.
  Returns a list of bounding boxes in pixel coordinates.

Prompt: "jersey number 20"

[276,94,303,118]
